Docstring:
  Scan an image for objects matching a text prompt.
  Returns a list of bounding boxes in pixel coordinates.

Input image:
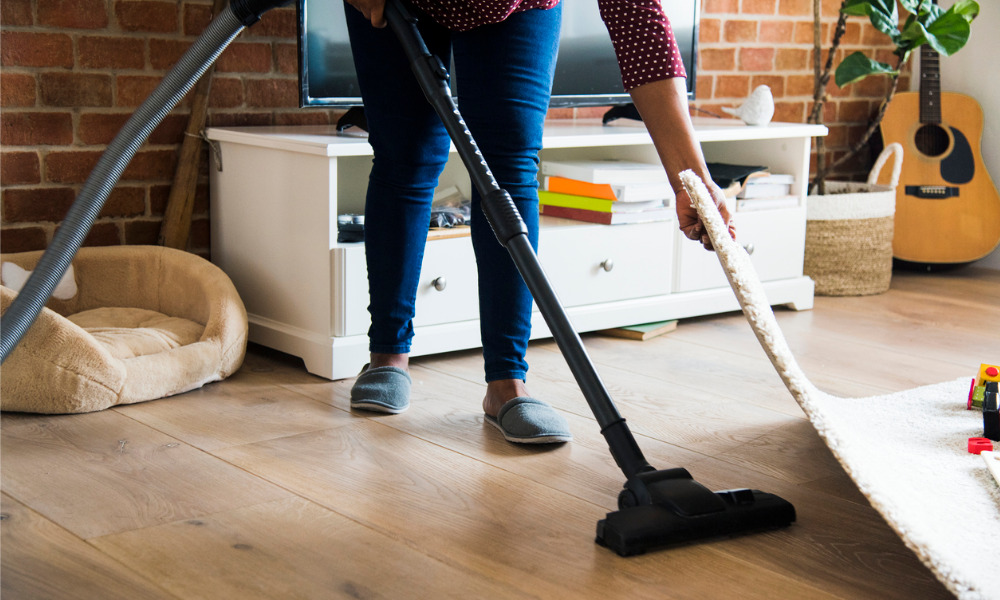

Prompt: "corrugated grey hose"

[1,5,258,362]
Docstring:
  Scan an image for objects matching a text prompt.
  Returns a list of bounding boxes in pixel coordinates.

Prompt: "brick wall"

[1,0,908,255]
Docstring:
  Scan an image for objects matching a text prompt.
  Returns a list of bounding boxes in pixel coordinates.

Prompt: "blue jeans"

[346,3,561,382]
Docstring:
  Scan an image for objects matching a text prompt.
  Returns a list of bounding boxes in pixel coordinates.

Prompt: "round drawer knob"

[600,259,615,272]
[432,276,447,291]
[742,243,755,255]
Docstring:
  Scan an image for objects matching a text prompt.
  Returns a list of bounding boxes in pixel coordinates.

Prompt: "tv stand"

[207,118,826,379]
[601,103,643,125]
[336,106,368,133]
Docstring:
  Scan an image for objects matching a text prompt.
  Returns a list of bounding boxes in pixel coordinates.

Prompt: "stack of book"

[735,172,797,211]
[538,160,675,225]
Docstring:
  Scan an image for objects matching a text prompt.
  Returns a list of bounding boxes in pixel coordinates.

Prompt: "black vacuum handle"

[383,0,653,479]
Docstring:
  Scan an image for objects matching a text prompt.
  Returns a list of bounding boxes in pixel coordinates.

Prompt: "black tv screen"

[297,0,699,109]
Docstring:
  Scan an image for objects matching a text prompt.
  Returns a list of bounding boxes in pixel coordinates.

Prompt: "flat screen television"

[297,0,699,110]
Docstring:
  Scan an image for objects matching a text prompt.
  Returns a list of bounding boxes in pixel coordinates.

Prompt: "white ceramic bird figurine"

[722,84,774,126]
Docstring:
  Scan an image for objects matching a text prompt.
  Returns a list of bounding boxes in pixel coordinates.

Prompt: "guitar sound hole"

[914,124,949,157]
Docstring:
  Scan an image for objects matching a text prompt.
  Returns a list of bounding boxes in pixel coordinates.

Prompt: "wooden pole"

[159,0,229,250]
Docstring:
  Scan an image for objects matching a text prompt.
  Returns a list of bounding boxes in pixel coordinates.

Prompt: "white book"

[738,182,794,199]
[734,196,800,212]
[540,159,668,185]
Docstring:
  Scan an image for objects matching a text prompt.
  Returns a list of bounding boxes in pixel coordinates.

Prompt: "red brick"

[739,48,775,71]
[45,150,101,184]
[123,219,162,245]
[773,100,805,122]
[275,43,298,75]
[743,0,776,15]
[715,75,750,98]
[206,112,272,128]
[778,0,811,16]
[0,226,48,253]
[693,74,713,100]
[854,73,893,98]
[787,74,816,96]
[216,42,272,73]
[40,72,113,107]
[149,184,170,215]
[699,48,736,71]
[760,20,794,43]
[207,77,244,108]
[78,112,128,145]
[703,0,739,14]
[1,73,37,107]
[116,75,164,107]
[793,20,817,45]
[841,22,862,45]
[2,187,75,222]
[76,221,121,246]
[1,32,73,68]
[148,113,189,145]
[838,99,874,123]
[776,48,809,71]
[245,78,297,108]
[1,151,41,185]
[122,149,176,181]
[1,0,33,26]
[115,1,178,33]
[149,39,191,71]
[752,75,785,97]
[188,216,210,249]
[37,0,109,29]
[698,19,721,44]
[275,110,335,127]
[246,6,296,38]
[1,112,73,146]
[102,186,146,218]
[724,20,758,43]
[182,3,212,36]
[78,36,145,70]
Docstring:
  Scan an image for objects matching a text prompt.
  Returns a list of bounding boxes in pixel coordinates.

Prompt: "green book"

[538,191,663,213]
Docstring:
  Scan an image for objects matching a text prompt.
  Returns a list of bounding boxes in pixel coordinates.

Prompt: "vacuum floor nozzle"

[595,469,796,556]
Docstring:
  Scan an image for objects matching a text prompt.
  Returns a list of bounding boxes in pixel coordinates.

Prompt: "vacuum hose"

[0,0,285,363]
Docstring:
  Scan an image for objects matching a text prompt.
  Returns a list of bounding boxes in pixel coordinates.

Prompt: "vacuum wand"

[384,0,796,555]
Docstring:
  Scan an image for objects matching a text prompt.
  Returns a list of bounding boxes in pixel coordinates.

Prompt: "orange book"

[543,176,671,203]
[545,176,619,200]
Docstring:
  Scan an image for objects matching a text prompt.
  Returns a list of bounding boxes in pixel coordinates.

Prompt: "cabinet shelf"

[207,119,826,379]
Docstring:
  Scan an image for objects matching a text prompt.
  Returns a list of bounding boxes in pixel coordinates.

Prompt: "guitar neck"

[919,45,941,124]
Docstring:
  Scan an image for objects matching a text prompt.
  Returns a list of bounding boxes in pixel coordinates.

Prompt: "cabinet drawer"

[332,236,479,337]
[538,220,673,307]
[674,206,806,293]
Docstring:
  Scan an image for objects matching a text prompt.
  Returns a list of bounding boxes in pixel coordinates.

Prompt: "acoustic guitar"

[878,44,1000,264]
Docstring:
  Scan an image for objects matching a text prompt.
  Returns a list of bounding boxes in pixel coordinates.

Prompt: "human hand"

[346,0,387,27]
[675,180,736,251]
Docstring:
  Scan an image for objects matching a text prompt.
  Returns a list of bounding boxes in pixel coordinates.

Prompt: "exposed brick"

[699,48,736,71]
[39,72,113,107]
[778,0,811,16]
[37,0,109,29]
[149,184,170,215]
[760,20,794,43]
[76,221,120,246]
[182,2,212,36]
[101,186,146,218]
[149,39,191,71]
[275,110,334,127]
[78,36,145,70]
[854,73,892,98]
[1,73,37,107]
[148,113,189,145]
[743,0,776,15]
[786,74,816,96]
[751,75,785,97]
[776,48,809,71]
[773,100,805,122]
[1,32,73,68]
[45,150,101,184]
[0,226,48,253]
[2,186,75,222]
[275,43,298,75]
[78,112,129,145]
[838,99,874,123]
[123,219,162,244]
[1,112,74,146]
[122,149,176,181]
[115,1,178,33]
[245,78,297,108]
[188,216,209,249]
[739,48,775,72]
[207,77,244,108]
[206,112,272,128]
[693,74,713,100]
[245,7,296,38]
[793,20,817,45]
[1,0,33,26]
[715,75,750,98]
[1,151,41,185]
[116,75,164,107]
[841,22,862,45]
[703,0,739,14]
[724,20,758,43]
[699,19,722,44]
[216,42,272,74]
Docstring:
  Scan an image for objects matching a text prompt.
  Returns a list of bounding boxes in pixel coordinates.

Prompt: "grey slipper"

[350,365,412,414]
[484,397,573,444]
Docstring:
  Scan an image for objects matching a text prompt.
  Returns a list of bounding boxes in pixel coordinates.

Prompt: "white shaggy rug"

[680,171,1000,600]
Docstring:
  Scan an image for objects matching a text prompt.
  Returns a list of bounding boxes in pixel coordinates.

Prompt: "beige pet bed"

[1,245,247,414]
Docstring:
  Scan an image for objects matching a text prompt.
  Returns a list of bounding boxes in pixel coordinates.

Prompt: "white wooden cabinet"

[207,118,826,379]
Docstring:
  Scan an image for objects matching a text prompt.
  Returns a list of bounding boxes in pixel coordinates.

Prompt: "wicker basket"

[804,143,903,296]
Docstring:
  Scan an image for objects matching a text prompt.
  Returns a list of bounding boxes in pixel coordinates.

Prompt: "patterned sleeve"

[597,0,687,91]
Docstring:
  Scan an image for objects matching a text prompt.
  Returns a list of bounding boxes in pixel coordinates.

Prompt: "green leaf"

[835,52,897,87]
[924,12,972,56]
[949,0,980,22]
[899,0,923,15]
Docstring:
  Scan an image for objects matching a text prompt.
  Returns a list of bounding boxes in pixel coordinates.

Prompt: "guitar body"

[879,90,1000,263]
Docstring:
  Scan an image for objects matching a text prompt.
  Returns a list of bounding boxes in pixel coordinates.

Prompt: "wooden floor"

[4,266,998,599]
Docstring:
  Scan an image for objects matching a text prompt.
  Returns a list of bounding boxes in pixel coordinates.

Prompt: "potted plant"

[802,0,979,296]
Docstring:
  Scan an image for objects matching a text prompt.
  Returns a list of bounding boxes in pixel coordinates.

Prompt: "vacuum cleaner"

[0,0,795,556]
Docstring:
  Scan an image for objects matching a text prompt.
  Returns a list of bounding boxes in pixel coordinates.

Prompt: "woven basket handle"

[866,142,904,187]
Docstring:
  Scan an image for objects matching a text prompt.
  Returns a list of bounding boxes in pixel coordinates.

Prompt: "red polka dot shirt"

[409,0,687,90]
